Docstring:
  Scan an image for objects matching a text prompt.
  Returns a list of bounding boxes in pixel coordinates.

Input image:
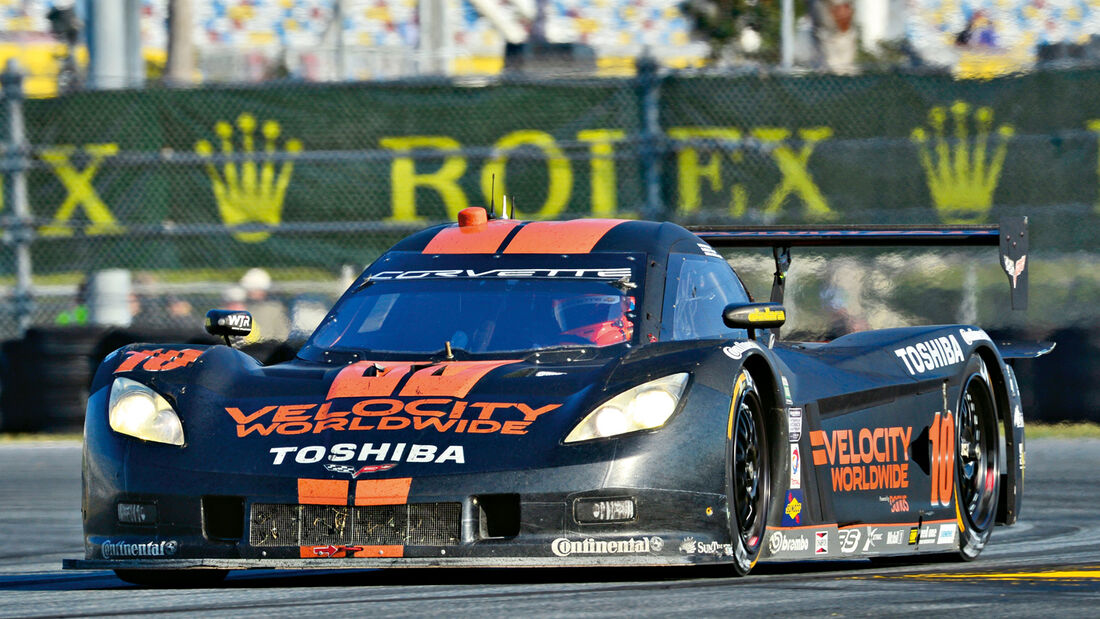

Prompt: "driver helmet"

[553,295,634,346]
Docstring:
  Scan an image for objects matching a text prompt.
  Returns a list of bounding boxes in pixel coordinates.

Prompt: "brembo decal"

[115,348,202,373]
[893,335,964,376]
[810,426,913,492]
[224,360,562,437]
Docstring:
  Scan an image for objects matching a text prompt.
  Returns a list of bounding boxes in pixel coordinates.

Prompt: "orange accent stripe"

[422,220,521,254]
[838,519,953,529]
[297,479,349,506]
[812,449,827,466]
[353,545,405,558]
[502,220,625,254]
[354,477,412,506]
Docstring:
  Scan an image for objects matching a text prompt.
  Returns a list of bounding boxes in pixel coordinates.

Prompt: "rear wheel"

[114,569,228,587]
[727,370,769,576]
[954,355,1000,560]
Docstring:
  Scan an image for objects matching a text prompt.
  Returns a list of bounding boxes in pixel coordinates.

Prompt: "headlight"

[108,377,185,446]
[564,373,689,443]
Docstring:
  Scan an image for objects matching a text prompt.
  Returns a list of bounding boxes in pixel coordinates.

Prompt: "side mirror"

[723,302,786,330]
[205,309,252,346]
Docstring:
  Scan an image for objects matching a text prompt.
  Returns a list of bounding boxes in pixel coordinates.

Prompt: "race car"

[64,209,1053,585]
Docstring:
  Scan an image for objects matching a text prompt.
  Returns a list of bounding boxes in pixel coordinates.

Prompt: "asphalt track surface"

[1,438,1098,617]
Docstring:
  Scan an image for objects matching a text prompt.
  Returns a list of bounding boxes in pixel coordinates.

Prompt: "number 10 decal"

[929,411,955,507]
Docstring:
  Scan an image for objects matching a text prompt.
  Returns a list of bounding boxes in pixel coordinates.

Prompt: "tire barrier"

[0,327,303,433]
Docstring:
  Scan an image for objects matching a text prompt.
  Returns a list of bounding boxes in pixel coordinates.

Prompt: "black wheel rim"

[732,389,765,549]
[957,373,998,532]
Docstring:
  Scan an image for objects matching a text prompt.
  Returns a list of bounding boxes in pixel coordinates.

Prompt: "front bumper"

[72,460,735,570]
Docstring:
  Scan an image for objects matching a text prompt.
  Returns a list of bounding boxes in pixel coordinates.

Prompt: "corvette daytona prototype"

[65,209,1053,585]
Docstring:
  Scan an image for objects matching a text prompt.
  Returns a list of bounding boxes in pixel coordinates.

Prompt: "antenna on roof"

[502,195,509,220]
[489,175,496,218]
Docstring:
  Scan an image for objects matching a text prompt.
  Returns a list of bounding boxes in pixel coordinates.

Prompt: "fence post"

[1,60,34,335]
[636,54,664,220]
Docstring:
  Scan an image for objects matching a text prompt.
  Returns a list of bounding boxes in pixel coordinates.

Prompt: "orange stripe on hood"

[422,220,521,254]
[503,219,626,254]
[298,479,349,505]
[355,477,412,506]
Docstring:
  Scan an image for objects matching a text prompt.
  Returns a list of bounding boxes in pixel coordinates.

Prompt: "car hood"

[104,343,703,478]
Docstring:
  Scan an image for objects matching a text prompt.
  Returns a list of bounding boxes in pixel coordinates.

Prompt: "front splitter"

[64,555,712,570]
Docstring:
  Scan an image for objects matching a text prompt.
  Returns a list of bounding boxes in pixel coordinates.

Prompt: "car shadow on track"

[0,560,883,591]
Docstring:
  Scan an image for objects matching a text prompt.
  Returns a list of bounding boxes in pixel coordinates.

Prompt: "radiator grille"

[250,503,461,547]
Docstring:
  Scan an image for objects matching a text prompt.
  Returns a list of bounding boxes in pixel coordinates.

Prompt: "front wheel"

[953,355,1001,560]
[726,370,769,576]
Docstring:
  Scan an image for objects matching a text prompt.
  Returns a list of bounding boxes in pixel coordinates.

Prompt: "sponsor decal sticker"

[815,531,828,555]
[908,527,919,545]
[810,426,913,492]
[679,537,733,557]
[722,341,759,360]
[697,243,722,259]
[920,525,937,544]
[790,444,802,489]
[550,537,663,557]
[101,540,178,559]
[271,443,464,466]
[1002,254,1026,288]
[938,524,956,545]
[768,530,811,555]
[115,348,202,373]
[893,335,964,376]
[887,529,904,546]
[863,527,882,552]
[324,463,398,477]
[787,407,802,443]
[224,360,563,438]
[782,490,803,526]
[838,528,861,554]
[1013,405,1024,428]
[370,267,634,280]
[880,494,910,513]
[781,376,793,405]
[747,307,785,323]
[958,327,989,346]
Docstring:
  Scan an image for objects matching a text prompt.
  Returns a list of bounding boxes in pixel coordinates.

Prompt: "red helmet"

[554,295,634,346]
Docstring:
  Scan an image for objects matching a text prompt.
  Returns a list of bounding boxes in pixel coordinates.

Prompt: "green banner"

[11,68,1100,275]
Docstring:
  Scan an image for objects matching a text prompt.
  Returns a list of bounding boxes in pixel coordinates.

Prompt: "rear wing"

[688,217,1029,310]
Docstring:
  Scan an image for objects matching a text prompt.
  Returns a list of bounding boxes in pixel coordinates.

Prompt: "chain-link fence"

[3,62,1100,344]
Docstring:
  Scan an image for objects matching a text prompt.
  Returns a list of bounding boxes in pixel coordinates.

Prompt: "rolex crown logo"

[911,101,1014,223]
[196,113,302,243]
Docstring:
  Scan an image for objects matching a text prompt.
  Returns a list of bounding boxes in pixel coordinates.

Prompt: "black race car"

[64,209,1052,585]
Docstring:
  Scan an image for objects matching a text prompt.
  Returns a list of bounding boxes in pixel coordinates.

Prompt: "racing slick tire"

[726,370,770,576]
[952,354,1001,561]
[113,569,229,588]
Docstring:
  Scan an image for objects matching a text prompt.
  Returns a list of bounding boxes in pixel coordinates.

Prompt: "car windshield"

[307,262,642,354]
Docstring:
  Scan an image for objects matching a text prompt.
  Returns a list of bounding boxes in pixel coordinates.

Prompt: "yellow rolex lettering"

[481,130,572,219]
[911,101,1014,223]
[753,127,834,220]
[39,143,123,236]
[576,129,625,217]
[195,113,302,242]
[668,127,741,214]
[380,135,468,222]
